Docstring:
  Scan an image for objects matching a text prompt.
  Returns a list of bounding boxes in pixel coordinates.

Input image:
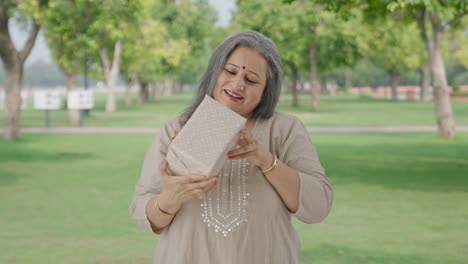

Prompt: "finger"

[207,177,219,192]
[160,160,171,177]
[201,177,218,192]
[183,175,209,184]
[228,151,255,160]
[238,130,250,146]
[241,129,256,144]
[186,178,217,193]
[228,145,256,158]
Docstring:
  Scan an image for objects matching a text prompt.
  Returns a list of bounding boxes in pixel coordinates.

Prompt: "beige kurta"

[129,112,333,264]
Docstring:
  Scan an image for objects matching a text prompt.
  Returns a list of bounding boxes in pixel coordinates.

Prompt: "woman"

[129,31,333,264]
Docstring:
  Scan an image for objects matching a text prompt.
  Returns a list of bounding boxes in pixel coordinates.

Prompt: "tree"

[0,0,48,140]
[168,0,218,86]
[387,0,468,139]
[86,0,141,113]
[366,19,422,100]
[306,0,467,138]
[44,0,88,126]
[236,0,366,110]
[147,0,218,95]
[120,0,190,105]
[233,0,308,107]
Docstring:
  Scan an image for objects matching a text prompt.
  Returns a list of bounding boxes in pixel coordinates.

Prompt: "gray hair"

[180,31,283,125]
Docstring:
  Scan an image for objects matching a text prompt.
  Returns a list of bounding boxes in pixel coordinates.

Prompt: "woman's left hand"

[227,129,273,169]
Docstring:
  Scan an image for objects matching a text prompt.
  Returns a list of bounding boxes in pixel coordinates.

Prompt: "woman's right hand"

[156,160,218,214]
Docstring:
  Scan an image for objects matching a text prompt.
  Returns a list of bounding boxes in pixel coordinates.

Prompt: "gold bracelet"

[259,154,277,174]
[156,199,175,215]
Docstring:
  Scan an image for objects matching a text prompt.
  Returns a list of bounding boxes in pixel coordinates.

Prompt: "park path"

[3,126,468,134]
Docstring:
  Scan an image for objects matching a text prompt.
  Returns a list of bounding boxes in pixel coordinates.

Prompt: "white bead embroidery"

[200,120,267,237]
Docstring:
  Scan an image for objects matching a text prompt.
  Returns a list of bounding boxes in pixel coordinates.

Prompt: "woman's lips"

[224,89,244,102]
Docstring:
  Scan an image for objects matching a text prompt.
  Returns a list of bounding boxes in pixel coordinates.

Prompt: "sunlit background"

[1,0,467,263]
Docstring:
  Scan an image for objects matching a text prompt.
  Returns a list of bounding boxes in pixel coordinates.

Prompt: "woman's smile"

[224,89,244,102]
[213,47,267,118]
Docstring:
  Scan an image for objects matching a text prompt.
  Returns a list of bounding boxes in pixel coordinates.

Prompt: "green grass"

[1,133,467,263]
[4,92,468,128]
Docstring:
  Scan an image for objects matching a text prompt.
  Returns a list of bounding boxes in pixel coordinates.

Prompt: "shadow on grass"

[0,168,20,186]
[0,137,95,163]
[318,141,468,193]
[302,243,462,264]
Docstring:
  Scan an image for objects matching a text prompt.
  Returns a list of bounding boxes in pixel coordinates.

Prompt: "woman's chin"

[215,97,248,117]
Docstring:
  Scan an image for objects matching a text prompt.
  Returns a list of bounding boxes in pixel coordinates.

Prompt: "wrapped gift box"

[166,95,246,176]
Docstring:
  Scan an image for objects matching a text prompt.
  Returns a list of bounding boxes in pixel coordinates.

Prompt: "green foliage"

[120,0,190,83]
[44,0,87,75]
[43,0,144,80]
[451,25,468,68]
[387,0,468,23]
[233,0,308,76]
[158,0,219,83]
[366,19,423,77]
[120,0,219,84]
[17,0,50,23]
[234,0,367,80]
[347,59,388,87]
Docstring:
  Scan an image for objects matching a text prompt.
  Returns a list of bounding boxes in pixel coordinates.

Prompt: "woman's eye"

[225,69,236,75]
[246,78,257,84]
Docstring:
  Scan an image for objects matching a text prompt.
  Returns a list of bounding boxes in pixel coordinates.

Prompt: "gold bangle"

[259,154,277,174]
[156,199,175,215]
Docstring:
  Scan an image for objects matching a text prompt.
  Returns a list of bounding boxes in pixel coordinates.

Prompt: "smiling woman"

[129,31,333,264]
[214,47,267,118]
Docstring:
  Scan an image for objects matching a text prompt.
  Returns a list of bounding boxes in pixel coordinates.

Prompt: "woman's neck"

[245,116,256,132]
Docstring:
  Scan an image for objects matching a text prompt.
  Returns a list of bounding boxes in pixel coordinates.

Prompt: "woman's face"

[213,47,267,119]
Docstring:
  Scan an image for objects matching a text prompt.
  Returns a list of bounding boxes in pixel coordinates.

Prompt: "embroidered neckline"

[200,119,268,237]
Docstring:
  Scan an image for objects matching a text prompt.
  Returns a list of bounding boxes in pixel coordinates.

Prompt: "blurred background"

[1,0,467,263]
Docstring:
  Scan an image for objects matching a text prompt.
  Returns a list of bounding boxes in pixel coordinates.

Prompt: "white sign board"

[68,90,94,110]
[21,91,28,109]
[0,90,28,110]
[34,90,62,110]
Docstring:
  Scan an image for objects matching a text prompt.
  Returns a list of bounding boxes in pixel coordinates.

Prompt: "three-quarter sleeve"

[128,121,175,233]
[277,116,333,224]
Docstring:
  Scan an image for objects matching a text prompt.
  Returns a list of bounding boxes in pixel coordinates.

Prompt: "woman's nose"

[234,76,246,90]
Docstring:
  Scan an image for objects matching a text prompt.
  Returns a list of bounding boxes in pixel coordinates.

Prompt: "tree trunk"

[418,8,455,138]
[329,79,338,96]
[344,69,351,91]
[139,82,149,104]
[3,66,22,139]
[0,15,40,140]
[320,77,327,95]
[389,71,400,101]
[309,39,320,112]
[430,27,456,139]
[152,82,161,102]
[124,83,133,107]
[124,74,135,107]
[99,39,122,113]
[174,82,181,94]
[417,7,433,101]
[164,79,174,96]
[65,72,80,126]
[419,65,431,101]
[288,62,298,107]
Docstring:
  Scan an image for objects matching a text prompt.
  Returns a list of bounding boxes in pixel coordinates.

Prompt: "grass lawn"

[1,133,467,263]
[4,92,468,128]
